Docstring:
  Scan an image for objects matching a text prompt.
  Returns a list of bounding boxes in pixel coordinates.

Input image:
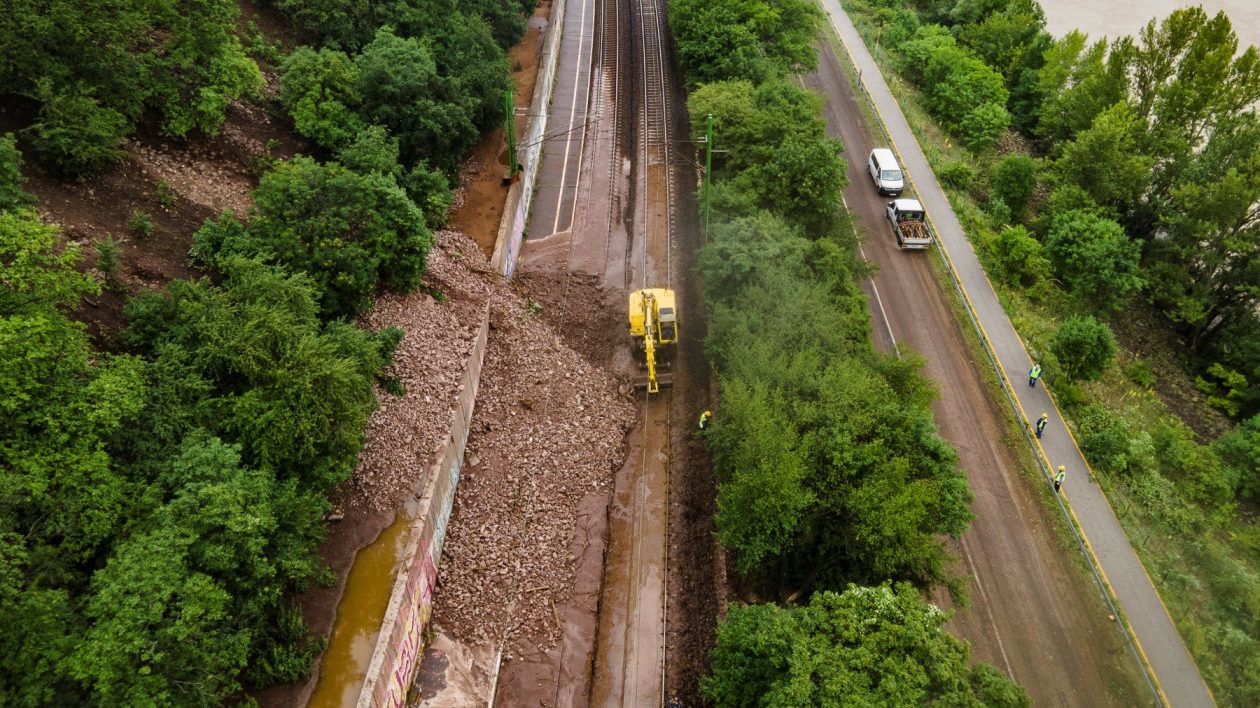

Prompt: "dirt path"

[806,33,1148,708]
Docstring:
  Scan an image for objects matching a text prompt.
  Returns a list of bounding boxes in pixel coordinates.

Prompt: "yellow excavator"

[628,288,678,393]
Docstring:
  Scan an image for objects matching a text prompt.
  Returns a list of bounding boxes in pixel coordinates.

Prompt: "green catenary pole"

[505,90,519,178]
[704,113,713,238]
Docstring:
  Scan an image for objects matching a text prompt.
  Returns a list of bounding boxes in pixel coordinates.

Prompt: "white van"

[868,148,904,196]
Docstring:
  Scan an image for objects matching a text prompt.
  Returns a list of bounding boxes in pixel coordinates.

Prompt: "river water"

[1039,1,1259,49]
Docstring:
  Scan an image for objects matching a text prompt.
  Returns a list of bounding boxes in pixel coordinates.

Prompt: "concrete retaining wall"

[491,0,569,279]
[357,306,491,707]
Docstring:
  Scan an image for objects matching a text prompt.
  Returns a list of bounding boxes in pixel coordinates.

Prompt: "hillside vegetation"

[842,0,1260,702]
[669,0,1028,703]
[0,0,534,703]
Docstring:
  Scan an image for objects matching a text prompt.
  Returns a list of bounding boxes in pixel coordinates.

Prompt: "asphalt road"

[817,1,1214,705]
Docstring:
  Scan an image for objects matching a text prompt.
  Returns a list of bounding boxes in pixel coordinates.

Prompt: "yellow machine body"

[628,288,678,393]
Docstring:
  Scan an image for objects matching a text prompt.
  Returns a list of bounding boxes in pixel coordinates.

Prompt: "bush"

[25,84,129,177]
[279,46,364,151]
[1044,209,1143,314]
[193,156,431,319]
[129,211,153,238]
[95,236,120,278]
[990,225,1049,288]
[1075,405,1131,474]
[703,585,1029,706]
[1215,415,1260,501]
[155,179,176,208]
[0,133,36,211]
[992,155,1037,222]
[1050,315,1116,381]
[936,159,976,189]
[670,0,823,85]
[960,101,1011,152]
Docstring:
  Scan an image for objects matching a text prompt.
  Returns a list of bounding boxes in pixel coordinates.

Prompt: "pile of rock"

[345,230,493,514]
[433,287,636,651]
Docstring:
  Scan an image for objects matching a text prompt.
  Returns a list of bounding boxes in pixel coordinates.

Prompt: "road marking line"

[959,538,1015,679]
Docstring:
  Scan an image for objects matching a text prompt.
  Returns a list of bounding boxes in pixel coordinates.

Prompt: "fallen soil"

[431,284,637,703]
[1,86,300,349]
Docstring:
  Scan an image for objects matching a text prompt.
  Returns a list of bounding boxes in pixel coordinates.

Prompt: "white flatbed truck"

[886,198,933,250]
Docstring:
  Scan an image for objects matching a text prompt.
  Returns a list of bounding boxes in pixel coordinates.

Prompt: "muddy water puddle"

[308,506,416,707]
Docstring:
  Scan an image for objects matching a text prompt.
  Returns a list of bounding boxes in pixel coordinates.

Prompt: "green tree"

[670,0,822,85]
[1044,210,1143,314]
[353,28,476,176]
[1035,32,1130,147]
[703,584,1030,707]
[687,79,826,178]
[991,155,1037,222]
[740,133,847,235]
[0,133,35,211]
[1051,315,1117,381]
[193,156,431,319]
[989,225,1049,287]
[337,124,402,177]
[1123,8,1260,234]
[279,46,365,151]
[123,258,398,491]
[1054,102,1153,213]
[1146,115,1260,354]
[24,83,129,177]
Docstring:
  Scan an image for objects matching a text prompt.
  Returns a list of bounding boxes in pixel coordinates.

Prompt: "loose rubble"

[341,230,493,514]
[433,287,637,653]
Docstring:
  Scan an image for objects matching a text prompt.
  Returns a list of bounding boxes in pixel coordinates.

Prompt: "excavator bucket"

[633,368,673,392]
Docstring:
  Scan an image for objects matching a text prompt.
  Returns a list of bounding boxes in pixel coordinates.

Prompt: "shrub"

[155,179,176,208]
[95,236,120,277]
[0,133,36,211]
[936,160,976,189]
[193,156,431,319]
[703,585,1029,706]
[279,46,364,151]
[960,101,1011,152]
[129,210,153,238]
[1075,405,1131,474]
[1050,315,1116,381]
[1044,209,1143,314]
[25,83,129,177]
[992,155,1037,222]
[990,225,1049,288]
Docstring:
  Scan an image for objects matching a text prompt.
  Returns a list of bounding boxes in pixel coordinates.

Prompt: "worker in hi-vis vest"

[1054,465,1066,493]
[1035,412,1049,438]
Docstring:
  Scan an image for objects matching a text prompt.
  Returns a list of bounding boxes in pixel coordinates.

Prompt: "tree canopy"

[704,584,1029,707]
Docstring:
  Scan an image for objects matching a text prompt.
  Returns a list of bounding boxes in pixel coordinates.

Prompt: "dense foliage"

[276,1,513,179]
[0,204,399,702]
[0,0,261,175]
[704,584,1028,707]
[670,0,823,86]
[1,0,535,702]
[193,156,432,319]
[673,4,1014,702]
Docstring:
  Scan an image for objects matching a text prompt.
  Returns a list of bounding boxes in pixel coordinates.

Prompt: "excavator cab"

[629,288,678,393]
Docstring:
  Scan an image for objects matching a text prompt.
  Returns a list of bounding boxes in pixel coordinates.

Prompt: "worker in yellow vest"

[698,410,713,431]
[1054,465,1066,493]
